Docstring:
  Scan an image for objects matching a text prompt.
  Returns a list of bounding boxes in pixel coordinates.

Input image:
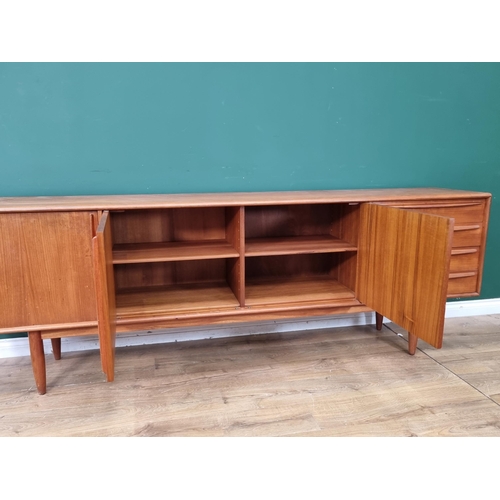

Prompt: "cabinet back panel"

[111,208,227,244]
[245,254,340,280]
[114,259,227,290]
[245,205,341,239]
[341,204,360,246]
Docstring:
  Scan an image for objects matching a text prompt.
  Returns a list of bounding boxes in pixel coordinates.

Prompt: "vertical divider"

[337,203,360,293]
[226,206,245,307]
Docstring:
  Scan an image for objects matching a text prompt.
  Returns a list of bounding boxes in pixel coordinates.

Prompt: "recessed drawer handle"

[454,224,481,232]
[449,271,477,279]
[391,202,483,209]
[451,248,478,256]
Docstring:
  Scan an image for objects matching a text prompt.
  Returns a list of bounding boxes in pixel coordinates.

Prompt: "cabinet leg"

[51,338,61,360]
[103,354,115,382]
[375,312,383,331]
[28,331,47,395]
[408,332,418,355]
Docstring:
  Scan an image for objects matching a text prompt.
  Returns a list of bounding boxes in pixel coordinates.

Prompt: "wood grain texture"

[245,253,340,281]
[113,259,228,291]
[110,207,227,244]
[245,204,340,239]
[0,212,97,329]
[357,203,453,349]
[1,315,499,436]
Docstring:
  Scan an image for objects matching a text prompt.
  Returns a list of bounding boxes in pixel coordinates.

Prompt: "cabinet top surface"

[0,188,491,212]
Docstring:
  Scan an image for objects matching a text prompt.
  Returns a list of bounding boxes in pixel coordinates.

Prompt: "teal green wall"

[1,63,499,300]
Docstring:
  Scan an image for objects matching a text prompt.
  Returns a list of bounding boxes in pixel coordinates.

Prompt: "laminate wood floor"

[1,315,499,436]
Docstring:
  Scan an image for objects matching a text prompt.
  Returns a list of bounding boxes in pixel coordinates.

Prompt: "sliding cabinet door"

[357,204,453,349]
[0,212,97,331]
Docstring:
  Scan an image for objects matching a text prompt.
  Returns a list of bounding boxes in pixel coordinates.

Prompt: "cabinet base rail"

[27,312,420,395]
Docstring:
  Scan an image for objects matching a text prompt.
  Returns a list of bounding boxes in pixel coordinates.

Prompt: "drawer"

[447,272,478,296]
[449,248,480,273]
[452,224,483,247]
[388,200,486,225]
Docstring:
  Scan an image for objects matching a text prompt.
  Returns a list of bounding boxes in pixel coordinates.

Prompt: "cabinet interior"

[110,203,362,319]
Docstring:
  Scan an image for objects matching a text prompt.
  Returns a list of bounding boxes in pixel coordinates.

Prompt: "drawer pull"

[391,202,482,209]
[455,224,481,232]
[449,271,477,279]
[451,248,478,256]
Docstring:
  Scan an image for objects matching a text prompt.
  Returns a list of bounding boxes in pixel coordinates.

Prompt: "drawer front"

[452,224,483,247]
[386,200,486,225]
[449,248,480,273]
[447,273,479,296]
[407,203,484,224]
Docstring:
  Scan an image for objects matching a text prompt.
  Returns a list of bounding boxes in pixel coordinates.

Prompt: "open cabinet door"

[357,204,453,349]
[93,211,117,381]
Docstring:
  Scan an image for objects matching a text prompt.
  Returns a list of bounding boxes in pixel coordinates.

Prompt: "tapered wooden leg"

[408,332,418,355]
[51,338,61,360]
[28,331,46,395]
[375,312,383,331]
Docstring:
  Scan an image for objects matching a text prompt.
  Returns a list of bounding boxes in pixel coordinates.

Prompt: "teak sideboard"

[0,188,491,394]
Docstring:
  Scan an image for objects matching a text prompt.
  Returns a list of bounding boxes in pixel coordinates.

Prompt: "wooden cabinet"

[0,189,491,394]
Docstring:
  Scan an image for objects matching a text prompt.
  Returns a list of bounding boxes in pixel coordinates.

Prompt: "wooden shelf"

[116,282,240,320]
[113,240,239,264]
[245,276,356,307]
[245,235,357,256]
